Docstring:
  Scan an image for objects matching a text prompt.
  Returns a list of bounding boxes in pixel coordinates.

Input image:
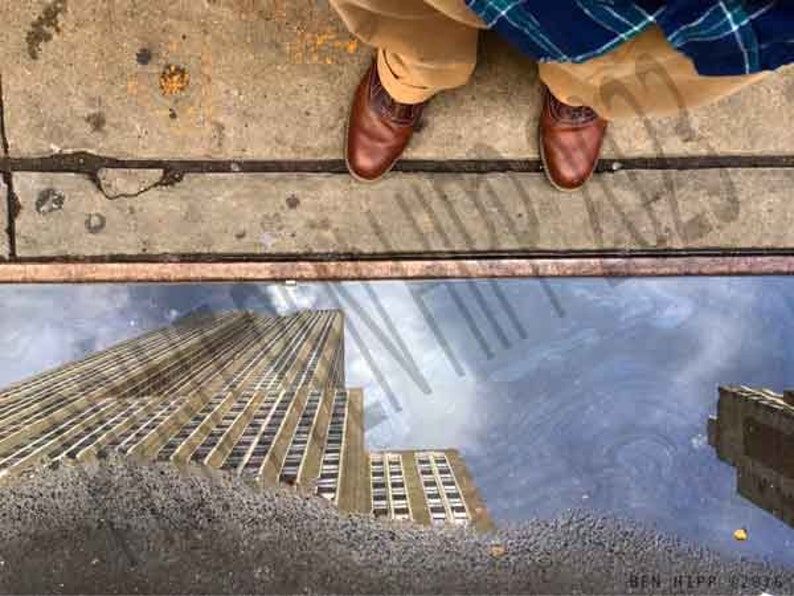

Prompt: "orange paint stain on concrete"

[159,65,190,96]
[125,73,157,112]
[288,28,359,65]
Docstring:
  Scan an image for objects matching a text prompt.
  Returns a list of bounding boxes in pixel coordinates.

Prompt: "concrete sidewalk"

[1,0,793,278]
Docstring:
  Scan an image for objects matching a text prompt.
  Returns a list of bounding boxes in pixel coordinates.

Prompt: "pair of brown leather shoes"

[345,60,607,191]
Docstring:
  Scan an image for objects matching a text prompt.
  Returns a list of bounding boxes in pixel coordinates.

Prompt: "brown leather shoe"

[345,60,427,183]
[539,87,608,192]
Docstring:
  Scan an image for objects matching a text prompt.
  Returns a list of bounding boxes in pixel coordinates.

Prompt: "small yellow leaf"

[733,528,748,541]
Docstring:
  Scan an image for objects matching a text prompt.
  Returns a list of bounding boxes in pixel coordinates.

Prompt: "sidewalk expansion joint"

[1,153,793,179]
[0,75,18,259]
[12,247,794,265]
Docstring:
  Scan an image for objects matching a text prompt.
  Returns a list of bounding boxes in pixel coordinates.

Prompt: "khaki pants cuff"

[377,50,438,104]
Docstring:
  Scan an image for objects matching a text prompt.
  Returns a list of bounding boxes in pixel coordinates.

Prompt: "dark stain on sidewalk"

[85,212,106,234]
[136,48,153,66]
[26,0,68,60]
[85,112,107,133]
[35,188,65,215]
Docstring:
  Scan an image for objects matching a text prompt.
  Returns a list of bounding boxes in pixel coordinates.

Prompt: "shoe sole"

[538,127,596,193]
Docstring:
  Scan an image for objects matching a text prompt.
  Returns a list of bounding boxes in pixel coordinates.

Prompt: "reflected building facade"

[0,310,491,530]
[369,450,491,530]
[708,385,794,528]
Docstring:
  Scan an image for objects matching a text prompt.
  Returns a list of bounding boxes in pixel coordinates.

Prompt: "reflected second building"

[0,310,491,531]
[708,385,794,528]
[369,450,493,532]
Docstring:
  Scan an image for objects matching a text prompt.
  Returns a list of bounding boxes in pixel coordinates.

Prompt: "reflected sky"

[0,277,792,567]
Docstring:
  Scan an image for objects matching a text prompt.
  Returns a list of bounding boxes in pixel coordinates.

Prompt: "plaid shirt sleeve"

[464,0,794,75]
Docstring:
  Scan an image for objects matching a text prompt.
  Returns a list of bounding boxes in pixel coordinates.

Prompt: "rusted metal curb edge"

[0,256,791,283]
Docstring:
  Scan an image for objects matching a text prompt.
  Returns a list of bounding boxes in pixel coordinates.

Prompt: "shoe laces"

[549,92,598,124]
[370,67,426,125]
[381,95,423,124]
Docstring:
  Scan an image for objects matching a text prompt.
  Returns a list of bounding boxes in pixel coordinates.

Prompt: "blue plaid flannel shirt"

[465,0,794,75]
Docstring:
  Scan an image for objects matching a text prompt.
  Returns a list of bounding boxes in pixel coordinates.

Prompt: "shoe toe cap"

[541,129,605,191]
[346,141,390,182]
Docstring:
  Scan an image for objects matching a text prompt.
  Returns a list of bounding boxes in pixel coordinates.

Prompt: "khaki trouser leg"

[329,0,485,104]
[538,26,767,120]
[331,2,767,117]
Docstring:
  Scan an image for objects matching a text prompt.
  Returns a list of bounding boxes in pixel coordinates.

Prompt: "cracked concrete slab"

[13,169,794,258]
[96,169,167,198]
[1,0,792,161]
[0,177,8,260]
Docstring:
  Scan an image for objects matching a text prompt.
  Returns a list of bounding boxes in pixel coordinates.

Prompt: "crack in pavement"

[90,168,186,201]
